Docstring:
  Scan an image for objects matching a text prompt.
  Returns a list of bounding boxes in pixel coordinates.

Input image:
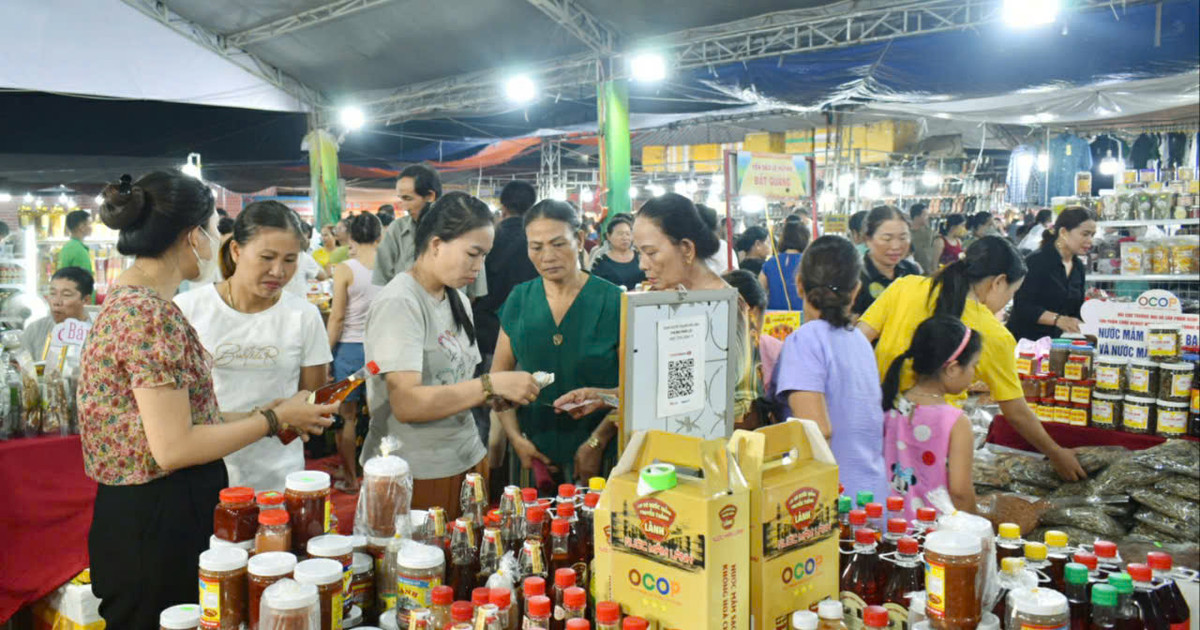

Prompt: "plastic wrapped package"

[928,488,998,613]
[1089,460,1167,495]
[259,579,321,630]
[978,493,1045,535]
[15,350,40,437]
[1129,440,1200,479]
[353,449,412,539]
[1128,487,1199,526]
[1154,475,1200,502]
[973,453,1013,489]
[1073,446,1129,474]
[1008,482,1054,498]
[1048,479,1094,498]
[1038,507,1127,539]
[1133,509,1195,541]
[1004,456,1061,489]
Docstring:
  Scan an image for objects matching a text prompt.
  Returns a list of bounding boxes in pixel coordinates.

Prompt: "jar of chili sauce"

[286,471,332,555]
[214,486,259,544]
[248,551,297,630]
[924,531,982,630]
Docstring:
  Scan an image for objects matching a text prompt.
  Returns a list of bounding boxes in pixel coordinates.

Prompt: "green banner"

[598,80,631,232]
[304,128,342,228]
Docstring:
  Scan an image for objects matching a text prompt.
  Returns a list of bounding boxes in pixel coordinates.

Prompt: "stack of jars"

[1022,339,1095,428]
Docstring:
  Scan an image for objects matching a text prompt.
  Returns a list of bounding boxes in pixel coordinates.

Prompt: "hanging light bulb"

[648,183,666,197]
[711,174,724,192]
[1037,153,1049,172]
[861,180,883,199]
[628,186,639,199]
[1099,150,1121,176]
[673,179,688,195]
[580,187,594,203]
[921,170,942,188]
[741,196,767,213]
[889,179,904,195]
[23,193,34,203]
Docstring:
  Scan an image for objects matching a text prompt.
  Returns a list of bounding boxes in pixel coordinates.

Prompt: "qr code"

[667,358,694,400]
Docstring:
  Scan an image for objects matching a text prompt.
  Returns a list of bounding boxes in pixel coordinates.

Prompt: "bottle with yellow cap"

[996,523,1024,562]
[1024,542,1055,589]
[1043,530,1073,592]
[992,557,1038,620]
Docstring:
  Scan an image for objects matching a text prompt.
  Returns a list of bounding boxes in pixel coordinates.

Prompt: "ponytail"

[881,315,984,412]
[881,350,913,412]
[928,235,1027,318]
[447,288,476,346]
[1040,206,1095,252]
[929,259,971,318]
[218,237,236,280]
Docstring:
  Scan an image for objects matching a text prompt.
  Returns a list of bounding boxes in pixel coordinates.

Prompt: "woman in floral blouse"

[78,172,337,629]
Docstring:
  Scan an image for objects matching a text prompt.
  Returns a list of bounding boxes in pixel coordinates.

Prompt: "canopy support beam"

[525,0,619,54]
[226,0,404,48]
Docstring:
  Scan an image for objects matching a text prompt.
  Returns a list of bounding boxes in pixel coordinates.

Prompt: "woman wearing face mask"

[491,200,622,483]
[363,192,540,518]
[78,174,335,628]
[1007,207,1096,341]
[857,236,1086,481]
[589,214,645,291]
[175,201,333,492]
[853,205,920,315]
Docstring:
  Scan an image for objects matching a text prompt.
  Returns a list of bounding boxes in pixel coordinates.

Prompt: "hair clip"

[117,174,133,195]
[827,284,841,294]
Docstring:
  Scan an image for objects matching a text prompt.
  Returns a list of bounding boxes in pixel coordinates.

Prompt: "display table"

[0,435,96,621]
[986,415,1197,453]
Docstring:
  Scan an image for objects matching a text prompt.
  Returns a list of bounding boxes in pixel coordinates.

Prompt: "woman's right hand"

[273,391,337,441]
[488,371,541,406]
[1057,316,1082,334]
[512,435,554,470]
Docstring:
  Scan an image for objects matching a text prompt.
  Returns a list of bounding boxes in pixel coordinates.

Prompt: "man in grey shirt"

[373,164,487,298]
[21,267,93,359]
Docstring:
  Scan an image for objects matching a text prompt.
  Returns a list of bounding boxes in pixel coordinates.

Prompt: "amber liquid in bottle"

[280,361,378,443]
[841,530,885,606]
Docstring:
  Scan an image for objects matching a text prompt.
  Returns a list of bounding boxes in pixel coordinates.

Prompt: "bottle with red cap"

[556,502,587,573]
[562,587,587,625]
[473,587,493,608]
[565,620,590,630]
[580,492,600,561]
[885,496,905,525]
[842,509,868,576]
[621,617,648,630]
[879,518,908,557]
[1093,540,1124,578]
[451,519,481,601]
[549,519,573,579]
[523,505,550,573]
[430,585,454,629]
[595,602,620,630]
[525,595,552,630]
[451,600,476,626]
[491,588,516,630]
[841,527,885,614]
[1146,552,1191,630]
[863,605,889,630]
[520,539,549,596]
[1127,563,1168,630]
[912,507,938,540]
[478,525,504,590]
[552,568,577,630]
[522,576,547,622]
[1075,551,1102,586]
[882,536,923,626]
[864,503,885,539]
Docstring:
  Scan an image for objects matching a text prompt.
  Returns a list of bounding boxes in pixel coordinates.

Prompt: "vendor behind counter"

[21,267,94,359]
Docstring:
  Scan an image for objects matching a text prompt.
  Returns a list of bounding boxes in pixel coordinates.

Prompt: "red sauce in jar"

[214,487,259,544]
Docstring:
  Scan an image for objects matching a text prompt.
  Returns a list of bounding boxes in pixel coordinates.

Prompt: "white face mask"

[191,226,221,282]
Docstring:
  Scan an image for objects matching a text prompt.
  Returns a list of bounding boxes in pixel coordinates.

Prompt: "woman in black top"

[852,205,921,315]
[591,214,645,290]
[1008,207,1096,342]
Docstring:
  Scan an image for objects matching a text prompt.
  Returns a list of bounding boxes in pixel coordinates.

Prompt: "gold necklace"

[223,281,278,313]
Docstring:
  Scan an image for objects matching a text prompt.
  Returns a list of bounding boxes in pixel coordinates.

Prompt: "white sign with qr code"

[655,315,706,418]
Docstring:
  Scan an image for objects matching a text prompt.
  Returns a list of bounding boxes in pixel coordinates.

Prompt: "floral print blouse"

[78,285,221,485]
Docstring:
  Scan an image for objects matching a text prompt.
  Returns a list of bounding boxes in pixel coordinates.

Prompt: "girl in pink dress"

[882,316,983,521]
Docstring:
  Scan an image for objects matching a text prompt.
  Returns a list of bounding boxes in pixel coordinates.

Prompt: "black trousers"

[89,460,227,629]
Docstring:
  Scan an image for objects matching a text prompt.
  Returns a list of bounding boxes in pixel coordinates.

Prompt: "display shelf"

[0,283,26,290]
[1096,218,1199,228]
[1089,274,1198,282]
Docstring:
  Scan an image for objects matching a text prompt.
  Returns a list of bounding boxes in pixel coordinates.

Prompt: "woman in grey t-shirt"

[363,192,540,519]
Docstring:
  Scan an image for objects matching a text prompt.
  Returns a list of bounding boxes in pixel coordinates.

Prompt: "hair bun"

[99,174,148,229]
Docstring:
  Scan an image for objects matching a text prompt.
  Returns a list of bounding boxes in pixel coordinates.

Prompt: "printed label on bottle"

[1147,333,1175,357]
[1070,407,1088,427]
[1016,357,1032,375]
[1124,406,1149,429]
[554,605,566,621]
[1065,363,1083,381]
[199,576,221,628]
[342,562,352,601]
[839,591,867,630]
[1096,366,1121,389]
[1071,387,1091,405]
[1093,401,1113,427]
[1171,373,1193,398]
[324,497,332,533]
[396,572,439,610]
[1055,384,1072,402]
[884,602,910,630]
[1130,370,1150,393]
[1018,623,1068,630]
[1159,409,1187,435]
[332,592,343,629]
[925,560,946,619]
[380,593,397,612]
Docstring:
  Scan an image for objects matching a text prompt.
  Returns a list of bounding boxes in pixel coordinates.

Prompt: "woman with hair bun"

[1007,206,1096,342]
[174,200,333,493]
[77,173,336,628]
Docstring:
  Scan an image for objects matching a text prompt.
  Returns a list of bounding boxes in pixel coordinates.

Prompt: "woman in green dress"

[490,199,623,482]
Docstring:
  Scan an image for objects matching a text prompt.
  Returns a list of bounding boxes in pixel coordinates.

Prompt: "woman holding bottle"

[79,172,335,628]
[175,200,333,493]
[363,192,541,518]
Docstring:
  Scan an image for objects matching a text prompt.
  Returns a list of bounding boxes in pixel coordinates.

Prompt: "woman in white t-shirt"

[364,192,540,520]
[326,213,382,492]
[176,201,333,492]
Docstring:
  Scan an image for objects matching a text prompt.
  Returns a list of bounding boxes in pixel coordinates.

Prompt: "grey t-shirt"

[20,316,54,359]
[363,272,486,478]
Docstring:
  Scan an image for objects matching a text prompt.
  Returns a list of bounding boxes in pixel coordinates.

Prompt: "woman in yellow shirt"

[857,236,1086,481]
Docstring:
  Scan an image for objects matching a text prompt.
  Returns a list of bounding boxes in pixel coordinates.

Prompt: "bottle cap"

[557,502,576,518]
[258,509,289,526]
[1024,542,1047,561]
[1001,557,1026,574]
[159,604,201,629]
[589,477,607,492]
[365,360,380,374]
[260,579,319,611]
[596,602,620,623]
[887,518,907,535]
[432,585,454,605]
[1006,588,1067,616]
[564,586,586,608]
[472,587,491,607]
[248,551,298,578]
[916,507,937,523]
[524,576,546,598]
[1146,551,1173,571]
[307,534,353,558]
[865,503,884,518]
[837,496,852,513]
[1093,540,1117,559]
[558,483,577,499]
[864,606,889,628]
[555,567,577,588]
[566,620,590,630]
[1107,572,1133,594]
[623,618,650,630]
[855,528,877,545]
[925,530,982,556]
[552,519,570,537]
[639,464,678,492]
[256,490,285,506]
[584,493,601,508]
[855,490,874,507]
[528,595,552,617]
[818,600,844,620]
[1091,584,1117,607]
[898,537,919,555]
[199,547,249,573]
[522,488,539,503]
[1065,563,1089,585]
[1072,551,1098,571]
[489,588,511,608]
[450,601,474,621]
[1126,563,1152,583]
[219,486,255,504]
[285,470,330,493]
[886,496,905,512]
[292,558,342,586]
[526,506,546,524]
[998,523,1021,540]
[791,610,819,630]
[848,509,868,526]
[1044,530,1068,548]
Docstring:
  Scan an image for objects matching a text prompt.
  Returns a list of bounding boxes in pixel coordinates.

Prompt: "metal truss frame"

[226,0,403,48]
[120,0,325,108]
[538,139,565,199]
[352,0,1149,123]
[525,0,619,53]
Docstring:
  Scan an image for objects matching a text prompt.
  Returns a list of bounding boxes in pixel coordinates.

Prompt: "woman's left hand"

[574,437,604,482]
[553,387,616,419]
[1057,316,1082,334]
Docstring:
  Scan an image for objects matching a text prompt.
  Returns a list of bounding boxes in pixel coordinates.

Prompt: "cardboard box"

[602,431,750,630]
[729,420,840,630]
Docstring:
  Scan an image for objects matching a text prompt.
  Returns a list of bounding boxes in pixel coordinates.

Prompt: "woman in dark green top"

[491,200,622,482]
[590,214,645,291]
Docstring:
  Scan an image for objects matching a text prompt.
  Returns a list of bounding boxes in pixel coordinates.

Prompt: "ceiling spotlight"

[630,52,667,83]
[580,187,594,203]
[629,186,639,199]
[1003,0,1059,27]
[505,75,537,104]
[921,170,942,188]
[741,196,767,213]
[0,193,11,203]
[673,180,688,195]
[648,183,666,197]
[861,180,883,199]
[550,188,568,201]
[23,193,34,203]
[339,106,365,131]
[1099,150,1121,176]
[889,179,904,195]
[94,195,104,205]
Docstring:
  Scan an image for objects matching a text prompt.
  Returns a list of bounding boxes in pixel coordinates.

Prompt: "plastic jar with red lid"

[214,486,259,544]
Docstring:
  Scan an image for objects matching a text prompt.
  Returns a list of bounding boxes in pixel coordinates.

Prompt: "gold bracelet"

[481,373,496,398]
[586,435,602,450]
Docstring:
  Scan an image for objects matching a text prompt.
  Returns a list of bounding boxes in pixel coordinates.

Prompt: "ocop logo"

[628,569,682,596]
[781,556,823,585]
[1137,290,1180,310]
